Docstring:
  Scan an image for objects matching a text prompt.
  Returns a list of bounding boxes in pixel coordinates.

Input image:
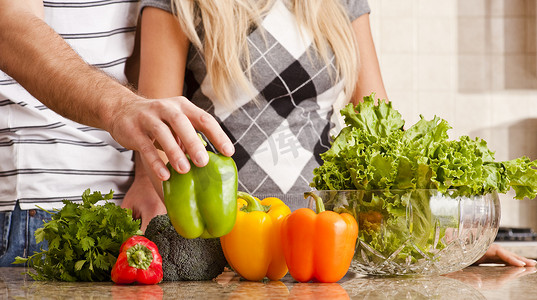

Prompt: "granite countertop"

[1,266,536,299]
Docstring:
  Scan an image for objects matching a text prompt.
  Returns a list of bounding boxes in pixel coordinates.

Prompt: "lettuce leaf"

[312,94,537,199]
[312,94,537,267]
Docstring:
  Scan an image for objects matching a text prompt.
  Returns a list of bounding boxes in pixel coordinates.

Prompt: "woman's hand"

[474,244,537,267]
[121,154,167,232]
[121,175,166,233]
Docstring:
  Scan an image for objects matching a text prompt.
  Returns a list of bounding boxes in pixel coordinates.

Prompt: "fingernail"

[159,167,169,180]
[529,259,537,266]
[178,158,190,173]
[223,143,235,156]
[195,150,209,166]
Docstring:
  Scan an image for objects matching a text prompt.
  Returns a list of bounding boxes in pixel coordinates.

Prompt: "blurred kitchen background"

[368,0,537,232]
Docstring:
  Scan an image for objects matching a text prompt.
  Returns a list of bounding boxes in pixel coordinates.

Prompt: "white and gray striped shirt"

[0,0,140,211]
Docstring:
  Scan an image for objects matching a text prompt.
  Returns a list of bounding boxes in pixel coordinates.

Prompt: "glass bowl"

[312,189,500,276]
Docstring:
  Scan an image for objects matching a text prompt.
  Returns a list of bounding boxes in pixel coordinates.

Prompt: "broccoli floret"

[144,214,228,281]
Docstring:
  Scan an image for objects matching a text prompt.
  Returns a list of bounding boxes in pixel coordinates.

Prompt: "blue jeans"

[0,203,52,267]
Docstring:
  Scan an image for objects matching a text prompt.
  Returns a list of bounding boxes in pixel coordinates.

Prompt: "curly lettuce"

[312,94,537,199]
[312,94,537,270]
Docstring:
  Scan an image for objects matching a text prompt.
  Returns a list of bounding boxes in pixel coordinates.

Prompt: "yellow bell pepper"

[220,192,291,281]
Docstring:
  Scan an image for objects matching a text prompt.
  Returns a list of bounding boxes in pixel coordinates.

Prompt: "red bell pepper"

[281,192,358,283]
[111,235,163,285]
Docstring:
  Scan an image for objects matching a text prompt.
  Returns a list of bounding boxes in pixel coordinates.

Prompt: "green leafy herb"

[14,189,142,281]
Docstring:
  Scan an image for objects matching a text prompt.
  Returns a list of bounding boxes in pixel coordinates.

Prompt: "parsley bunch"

[14,189,142,281]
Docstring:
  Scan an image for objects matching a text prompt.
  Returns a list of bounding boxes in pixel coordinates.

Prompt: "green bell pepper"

[162,148,238,239]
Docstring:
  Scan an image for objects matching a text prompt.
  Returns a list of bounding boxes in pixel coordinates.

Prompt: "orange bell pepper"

[281,192,358,283]
[220,191,291,281]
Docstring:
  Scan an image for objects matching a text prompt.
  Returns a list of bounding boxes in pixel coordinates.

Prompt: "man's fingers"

[165,108,209,167]
[179,99,235,157]
[148,118,190,174]
[118,97,234,177]
[196,112,235,156]
[138,138,170,181]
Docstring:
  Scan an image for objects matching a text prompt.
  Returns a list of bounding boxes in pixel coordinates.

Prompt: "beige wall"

[368,0,537,230]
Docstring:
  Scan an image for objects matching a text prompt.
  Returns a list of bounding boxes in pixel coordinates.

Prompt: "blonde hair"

[171,0,359,106]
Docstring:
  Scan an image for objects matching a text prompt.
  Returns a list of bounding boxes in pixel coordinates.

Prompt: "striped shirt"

[0,0,139,211]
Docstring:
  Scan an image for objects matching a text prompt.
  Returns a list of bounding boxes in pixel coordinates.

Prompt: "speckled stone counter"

[1,266,536,299]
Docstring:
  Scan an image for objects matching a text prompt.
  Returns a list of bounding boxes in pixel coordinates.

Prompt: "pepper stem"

[304,192,325,214]
[126,244,154,270]
[238,191,265,212]
[197,133,208,147]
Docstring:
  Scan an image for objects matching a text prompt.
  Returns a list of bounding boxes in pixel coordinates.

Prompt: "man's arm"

[0,1,131,131]
[0,1,234,181]
[25,0,44,19]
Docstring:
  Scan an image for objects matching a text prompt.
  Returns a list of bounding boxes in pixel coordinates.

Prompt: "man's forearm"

[0,2,235,182]
[0,5,140,131]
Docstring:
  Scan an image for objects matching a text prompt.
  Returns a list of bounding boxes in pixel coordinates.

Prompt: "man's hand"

[1,2,235,183]
[108,96,235,181]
